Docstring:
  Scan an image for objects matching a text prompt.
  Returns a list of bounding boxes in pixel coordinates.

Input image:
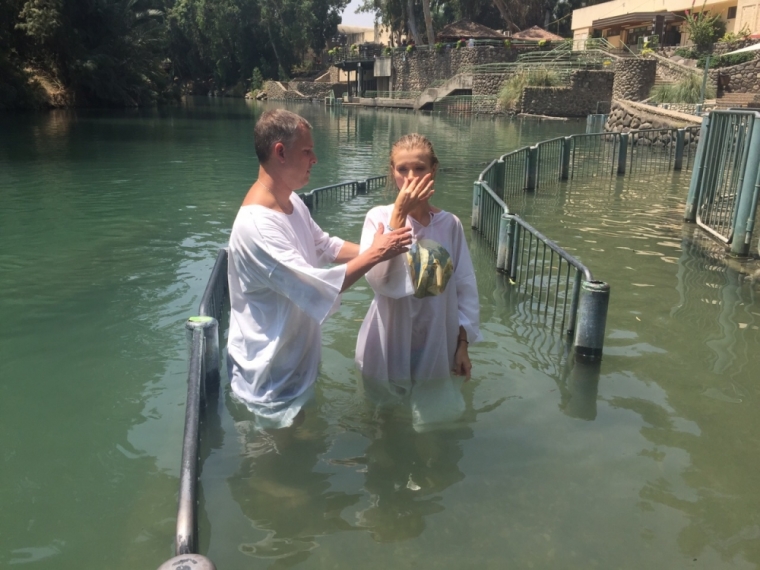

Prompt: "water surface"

[1,100,759,569]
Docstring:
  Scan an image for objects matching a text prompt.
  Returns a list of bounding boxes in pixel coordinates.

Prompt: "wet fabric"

[355,204,482,428]
[227,194,345,427]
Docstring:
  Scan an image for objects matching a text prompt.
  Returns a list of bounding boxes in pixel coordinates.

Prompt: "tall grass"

[498,67,561,109]
[649,73,716,104]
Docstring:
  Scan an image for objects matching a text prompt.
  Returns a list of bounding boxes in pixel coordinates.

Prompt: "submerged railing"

[685,110,760,256]
[473,124,708,360]
[482,126,701,204]
[300,176,387,210]
[472,179,609,360]
[158,250,228,570]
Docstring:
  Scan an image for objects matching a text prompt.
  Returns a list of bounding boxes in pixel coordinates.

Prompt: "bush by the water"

[498,68,561,109]
[649,73,716,103]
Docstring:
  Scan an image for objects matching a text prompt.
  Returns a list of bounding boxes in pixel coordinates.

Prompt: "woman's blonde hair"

[387,133,440,192]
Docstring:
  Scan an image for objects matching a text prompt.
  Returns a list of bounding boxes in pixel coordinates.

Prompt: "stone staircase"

[715,92,760,109]
[414,74,473,110]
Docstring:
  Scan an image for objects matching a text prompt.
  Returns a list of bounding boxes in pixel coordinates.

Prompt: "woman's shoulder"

[365,204,395,220]
[432,209,463,228]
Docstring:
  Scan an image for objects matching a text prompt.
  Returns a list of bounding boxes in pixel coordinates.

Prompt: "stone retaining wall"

[613,59,656,101]
[290,81,337,99]
[713,39,760,56]
[264,80,307,101]
[520,70,614,117]
[392,46,520,92]
[709,53,760,93]
[605,99,702,146]
[472,73,508,113]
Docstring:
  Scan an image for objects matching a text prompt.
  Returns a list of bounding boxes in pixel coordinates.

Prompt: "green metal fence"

[299,176,387,210]
[471,124,705,358]
[471,178,609,360]
[684,110,760,256]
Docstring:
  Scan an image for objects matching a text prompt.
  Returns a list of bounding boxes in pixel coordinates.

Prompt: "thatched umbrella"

[437,19,506,42]
[510,26,564,42]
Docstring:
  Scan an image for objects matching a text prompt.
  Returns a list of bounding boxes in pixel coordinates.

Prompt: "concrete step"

[715,92,760,109]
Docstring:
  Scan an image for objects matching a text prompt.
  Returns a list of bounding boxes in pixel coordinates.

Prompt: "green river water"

[1,99,760,569]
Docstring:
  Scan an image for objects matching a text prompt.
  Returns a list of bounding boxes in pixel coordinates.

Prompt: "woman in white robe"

[355,134,482,428]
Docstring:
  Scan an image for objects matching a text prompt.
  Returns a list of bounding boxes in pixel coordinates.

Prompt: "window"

[727,6,737,19]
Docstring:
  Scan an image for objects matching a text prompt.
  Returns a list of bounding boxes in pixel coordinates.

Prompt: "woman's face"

[392,148,437,191]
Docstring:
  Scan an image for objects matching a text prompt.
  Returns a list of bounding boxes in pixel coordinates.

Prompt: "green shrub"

[383,46,392,56]
[406,44,415,53]
[456,39,466,49]
[719,26,751,43]
[435,42,444,53]
[498,67,561,109]
[251,67,263,91]
[504,39,512,49]
[649,73,715,103]
[696,52,755,69]
[683,2,726,52]
[674,47,698,59]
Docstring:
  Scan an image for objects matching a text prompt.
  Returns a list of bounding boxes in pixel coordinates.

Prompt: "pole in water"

[157,554,216,570]
[574,280,610,362]
[187,316,220,395]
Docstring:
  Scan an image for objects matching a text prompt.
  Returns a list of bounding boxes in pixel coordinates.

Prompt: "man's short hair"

[254,109,312,163]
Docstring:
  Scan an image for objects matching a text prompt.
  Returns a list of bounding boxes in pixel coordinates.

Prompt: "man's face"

[282,126,317,191]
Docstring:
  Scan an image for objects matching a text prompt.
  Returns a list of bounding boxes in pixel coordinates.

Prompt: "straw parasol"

[510,26,564,42]
[437,19,506,42]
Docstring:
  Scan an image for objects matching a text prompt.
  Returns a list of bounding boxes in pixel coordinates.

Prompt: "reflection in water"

[225,384,479,564]
[227,397,361,565]
[355,409,470,543]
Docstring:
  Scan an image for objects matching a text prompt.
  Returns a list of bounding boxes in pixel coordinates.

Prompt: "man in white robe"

[227,109,412,428]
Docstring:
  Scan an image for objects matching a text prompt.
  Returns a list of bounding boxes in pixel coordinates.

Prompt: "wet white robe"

[355,205,482,426]
[227,194,345,427]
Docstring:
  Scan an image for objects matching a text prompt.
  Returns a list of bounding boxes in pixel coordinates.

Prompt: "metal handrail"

[299,175,387,209]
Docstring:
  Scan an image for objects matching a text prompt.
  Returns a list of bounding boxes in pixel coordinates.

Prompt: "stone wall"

[647,52,703,84]
[472,72,508,113]
[392,46,519,92]
[613,59,656,101]
[713,39,760,56]
[605,99,702,146]
[520,70,614,117]
[290,81,337,99]
[605,99,702,130]
[709,53,760,93]
[264,80,307,101]
[650,102,715,114]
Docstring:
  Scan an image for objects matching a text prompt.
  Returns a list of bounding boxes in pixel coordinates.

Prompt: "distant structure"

[511,26,564,42]
[571,0,760,48]
[437,19,506,42]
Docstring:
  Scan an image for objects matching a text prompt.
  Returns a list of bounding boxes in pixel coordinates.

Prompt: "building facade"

[571,0,760,48]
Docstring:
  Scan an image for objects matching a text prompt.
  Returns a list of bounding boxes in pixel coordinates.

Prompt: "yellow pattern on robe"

[407,238,454,298]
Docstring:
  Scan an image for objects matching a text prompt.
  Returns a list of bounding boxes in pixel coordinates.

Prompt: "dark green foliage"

[250,67,263,90]
[674,47,698,59]
[696,52,756,69]
[1,0,348,108]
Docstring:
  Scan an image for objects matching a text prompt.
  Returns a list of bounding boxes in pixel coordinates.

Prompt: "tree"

[421,0,434,45]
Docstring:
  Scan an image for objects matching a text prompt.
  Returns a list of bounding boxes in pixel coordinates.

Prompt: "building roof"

[437,19,506,41]
[510,26,565,41]
[591,11,680,29]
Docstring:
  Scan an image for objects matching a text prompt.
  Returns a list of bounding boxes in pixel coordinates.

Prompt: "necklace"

[256,179,293,214]
[256,179,273,193]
